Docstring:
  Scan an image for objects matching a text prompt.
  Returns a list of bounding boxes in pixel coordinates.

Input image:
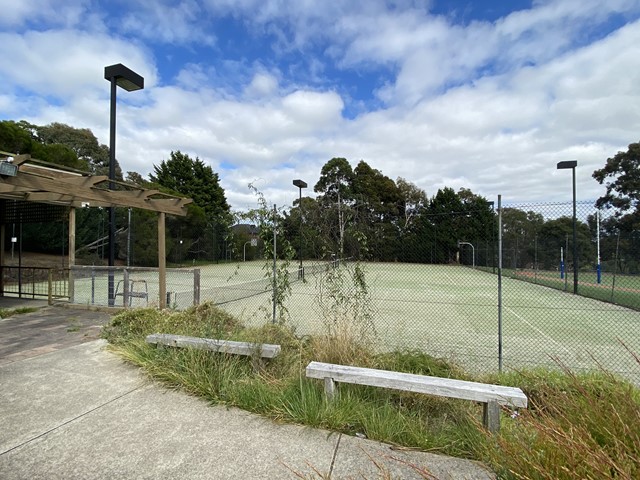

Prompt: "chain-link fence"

[4,199,638,383]
[189,200,640,384]
[68,266,198,308]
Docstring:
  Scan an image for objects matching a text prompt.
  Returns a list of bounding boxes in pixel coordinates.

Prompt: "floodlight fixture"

[0,160,18,176]
[293,179,307,277]
[556,160,577,170]
[104,64,144,92]
[104,63,144,306]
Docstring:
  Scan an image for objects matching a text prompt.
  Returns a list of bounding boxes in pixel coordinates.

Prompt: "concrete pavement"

[0,303,111,366]
[0,305,495,479]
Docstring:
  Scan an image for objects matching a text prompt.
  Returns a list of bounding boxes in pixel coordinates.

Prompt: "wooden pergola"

[0,151,192,308]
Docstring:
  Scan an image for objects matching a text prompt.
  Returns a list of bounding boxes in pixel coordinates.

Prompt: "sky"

[1,0,640,213]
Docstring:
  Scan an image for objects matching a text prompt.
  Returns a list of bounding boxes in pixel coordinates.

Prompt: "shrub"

[101,302,242,345]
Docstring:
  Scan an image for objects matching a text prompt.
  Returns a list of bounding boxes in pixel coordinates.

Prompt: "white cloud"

[119,0,216,46]
[0,29,156,99]
[0,0,90,28]
[175,64,214,90]
[280,90,344,128]
[244,72,279,98]
[2,0,640,212]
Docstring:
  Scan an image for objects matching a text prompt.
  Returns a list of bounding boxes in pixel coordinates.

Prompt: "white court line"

[505,306,573,355]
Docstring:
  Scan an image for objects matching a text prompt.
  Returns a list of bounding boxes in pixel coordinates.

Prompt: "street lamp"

[557,160,578,294]
[104,63,144,306]
[293,179,307,279]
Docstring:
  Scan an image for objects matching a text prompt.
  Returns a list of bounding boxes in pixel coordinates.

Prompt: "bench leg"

[483,400,500,433]
[324,377,336,401]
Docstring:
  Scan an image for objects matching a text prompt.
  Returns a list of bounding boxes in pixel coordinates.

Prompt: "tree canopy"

[0,120,116,174]
[36,122,111,175]
[593,142,640,232]
[150,150,230,223]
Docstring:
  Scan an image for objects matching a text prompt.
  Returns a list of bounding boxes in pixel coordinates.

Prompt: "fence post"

[68,207,75,303]
[123,269,129,307]
[498,194,503,373]
[158,212,167,309]
[48,269,53,305]
[68,268,75,303]
[611,230,620,302]
[565,234,569,292]
[272,204,277,324]
[194,268,201,306]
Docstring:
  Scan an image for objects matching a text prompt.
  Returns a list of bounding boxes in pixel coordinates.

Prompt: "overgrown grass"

[103,303,640,478]
[480,361,640,479]
[0,307,40,318]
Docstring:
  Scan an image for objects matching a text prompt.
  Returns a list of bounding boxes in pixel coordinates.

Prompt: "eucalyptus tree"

[500,208,544,269]
[396,177,427,231]
[314,157,355,257]
[351,161,402,260]
[593,141,640,244]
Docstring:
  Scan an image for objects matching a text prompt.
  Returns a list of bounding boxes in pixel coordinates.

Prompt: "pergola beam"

[0,171,190,216]
[0,152,191,216]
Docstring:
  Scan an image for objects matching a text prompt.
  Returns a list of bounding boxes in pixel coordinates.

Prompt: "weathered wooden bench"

[145,333,281,359]
[306,361,527,432]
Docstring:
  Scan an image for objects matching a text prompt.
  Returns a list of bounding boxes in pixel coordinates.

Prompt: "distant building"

[231,223,258,238]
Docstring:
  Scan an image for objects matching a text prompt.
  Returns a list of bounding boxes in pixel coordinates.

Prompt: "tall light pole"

[557,160,578,294]
[104,64,144,306]
[293,179,307,279]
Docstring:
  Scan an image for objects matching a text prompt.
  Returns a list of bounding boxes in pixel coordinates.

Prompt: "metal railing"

[0,266,68,303]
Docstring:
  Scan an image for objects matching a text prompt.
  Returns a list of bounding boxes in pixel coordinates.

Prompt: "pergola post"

[68,207,76,303]
[158,212,166,309]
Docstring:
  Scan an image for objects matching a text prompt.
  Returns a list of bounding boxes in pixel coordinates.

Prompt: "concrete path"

[0,304,111,366]
[0,305,495,479]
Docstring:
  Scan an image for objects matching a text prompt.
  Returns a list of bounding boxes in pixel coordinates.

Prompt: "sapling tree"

[241,184,296,324]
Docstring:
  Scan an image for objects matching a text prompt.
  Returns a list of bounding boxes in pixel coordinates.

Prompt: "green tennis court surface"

[217,262,639,382]
[67,261,639,382]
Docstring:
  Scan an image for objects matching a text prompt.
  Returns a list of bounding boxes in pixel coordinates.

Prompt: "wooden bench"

[306,361,527,432]
[146,333,281,359]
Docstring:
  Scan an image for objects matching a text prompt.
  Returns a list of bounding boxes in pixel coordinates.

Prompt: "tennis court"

[66,261,639,382]
[208,261,639,381]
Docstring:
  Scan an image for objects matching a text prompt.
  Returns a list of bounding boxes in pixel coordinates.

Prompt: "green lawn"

[501,268,640,310]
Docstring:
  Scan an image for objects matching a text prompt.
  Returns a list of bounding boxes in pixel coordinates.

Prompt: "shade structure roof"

[0,151,191,217]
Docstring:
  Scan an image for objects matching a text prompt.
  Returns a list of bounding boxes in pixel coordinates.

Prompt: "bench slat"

[306,361,527,408]
[146,333,281,359]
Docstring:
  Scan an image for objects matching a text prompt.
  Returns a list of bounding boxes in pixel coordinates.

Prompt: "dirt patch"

[3,252,70,269]
[3,252,125,269]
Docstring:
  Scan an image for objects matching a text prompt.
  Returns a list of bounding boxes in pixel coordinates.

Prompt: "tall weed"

[311,259,377,366]
[481,364,640,479]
